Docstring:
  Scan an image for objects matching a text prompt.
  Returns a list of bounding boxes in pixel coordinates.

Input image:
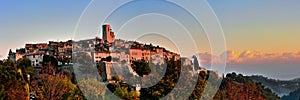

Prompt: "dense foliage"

[0,64,28,99]
[0,57,293,100]
[131,61,151,77]
[249,75,300,97]
[213,73,280,100]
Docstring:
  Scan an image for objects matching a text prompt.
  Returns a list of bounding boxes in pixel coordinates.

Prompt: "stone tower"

[102,24,115,43]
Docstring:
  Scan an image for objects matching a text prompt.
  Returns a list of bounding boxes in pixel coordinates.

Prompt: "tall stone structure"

[8,49,16,62]
[102,24,115,43]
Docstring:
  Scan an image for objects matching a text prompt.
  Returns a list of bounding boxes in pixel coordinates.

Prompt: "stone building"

[8,49,25,62]
[102,24,115,43]
[25,52,45,66]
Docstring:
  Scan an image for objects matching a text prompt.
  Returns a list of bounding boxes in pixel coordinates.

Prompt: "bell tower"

[102,24,115,43]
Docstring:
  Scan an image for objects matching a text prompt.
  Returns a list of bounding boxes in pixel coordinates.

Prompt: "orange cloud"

[198,50,300,65]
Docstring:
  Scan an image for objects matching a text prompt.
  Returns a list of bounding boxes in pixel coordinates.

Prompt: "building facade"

[102,24,115,43]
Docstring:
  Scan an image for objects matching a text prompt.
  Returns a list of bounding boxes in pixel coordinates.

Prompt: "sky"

[0,0,299,79]
[209,0,300,53]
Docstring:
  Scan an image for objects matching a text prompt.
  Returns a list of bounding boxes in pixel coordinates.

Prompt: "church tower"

[102,24,115,43]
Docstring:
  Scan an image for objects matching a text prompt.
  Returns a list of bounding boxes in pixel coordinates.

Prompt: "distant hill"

[248,75,300,97]
[281,87,300,100]
[291,78,300,82]
[213,73,280,100]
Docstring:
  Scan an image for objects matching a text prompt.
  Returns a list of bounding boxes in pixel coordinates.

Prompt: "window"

[32,61,35,66]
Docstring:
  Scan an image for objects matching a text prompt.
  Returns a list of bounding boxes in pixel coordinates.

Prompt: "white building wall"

[26,54,44,66]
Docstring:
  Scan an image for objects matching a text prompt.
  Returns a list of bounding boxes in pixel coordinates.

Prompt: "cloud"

[197,52,222,64]
[197,50,300,65]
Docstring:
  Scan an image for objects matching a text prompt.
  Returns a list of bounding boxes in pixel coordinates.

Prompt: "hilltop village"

[7,24,181,80]
[8,24,180,64]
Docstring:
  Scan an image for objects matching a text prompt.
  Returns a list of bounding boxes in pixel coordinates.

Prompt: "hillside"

[281,87,300,100]
[213,73,280,100]
[248,75,300,97]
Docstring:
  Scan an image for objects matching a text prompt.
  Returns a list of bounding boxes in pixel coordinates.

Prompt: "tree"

[112,75,124,83]
[0,60,4,65]
[0,65,28,99]
[64,86,85,100]
[213,73,279,100]
[114,87,140,100]
[97,62,107,81]
[2,59,16,69]
[106,56,112,62]
[192,55,200,71]
[31,74,76,100]
[57,55,71,65]
[41,63,58,75]
[42,55,58,67]
[17,58,35,80]
[17,58,31,69]
[131,61,151,76]
[139,60,181,99]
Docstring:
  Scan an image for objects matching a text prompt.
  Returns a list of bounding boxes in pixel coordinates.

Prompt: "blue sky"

[0,0,300,79]
[0,0,299,55]
[0,0,90,58]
